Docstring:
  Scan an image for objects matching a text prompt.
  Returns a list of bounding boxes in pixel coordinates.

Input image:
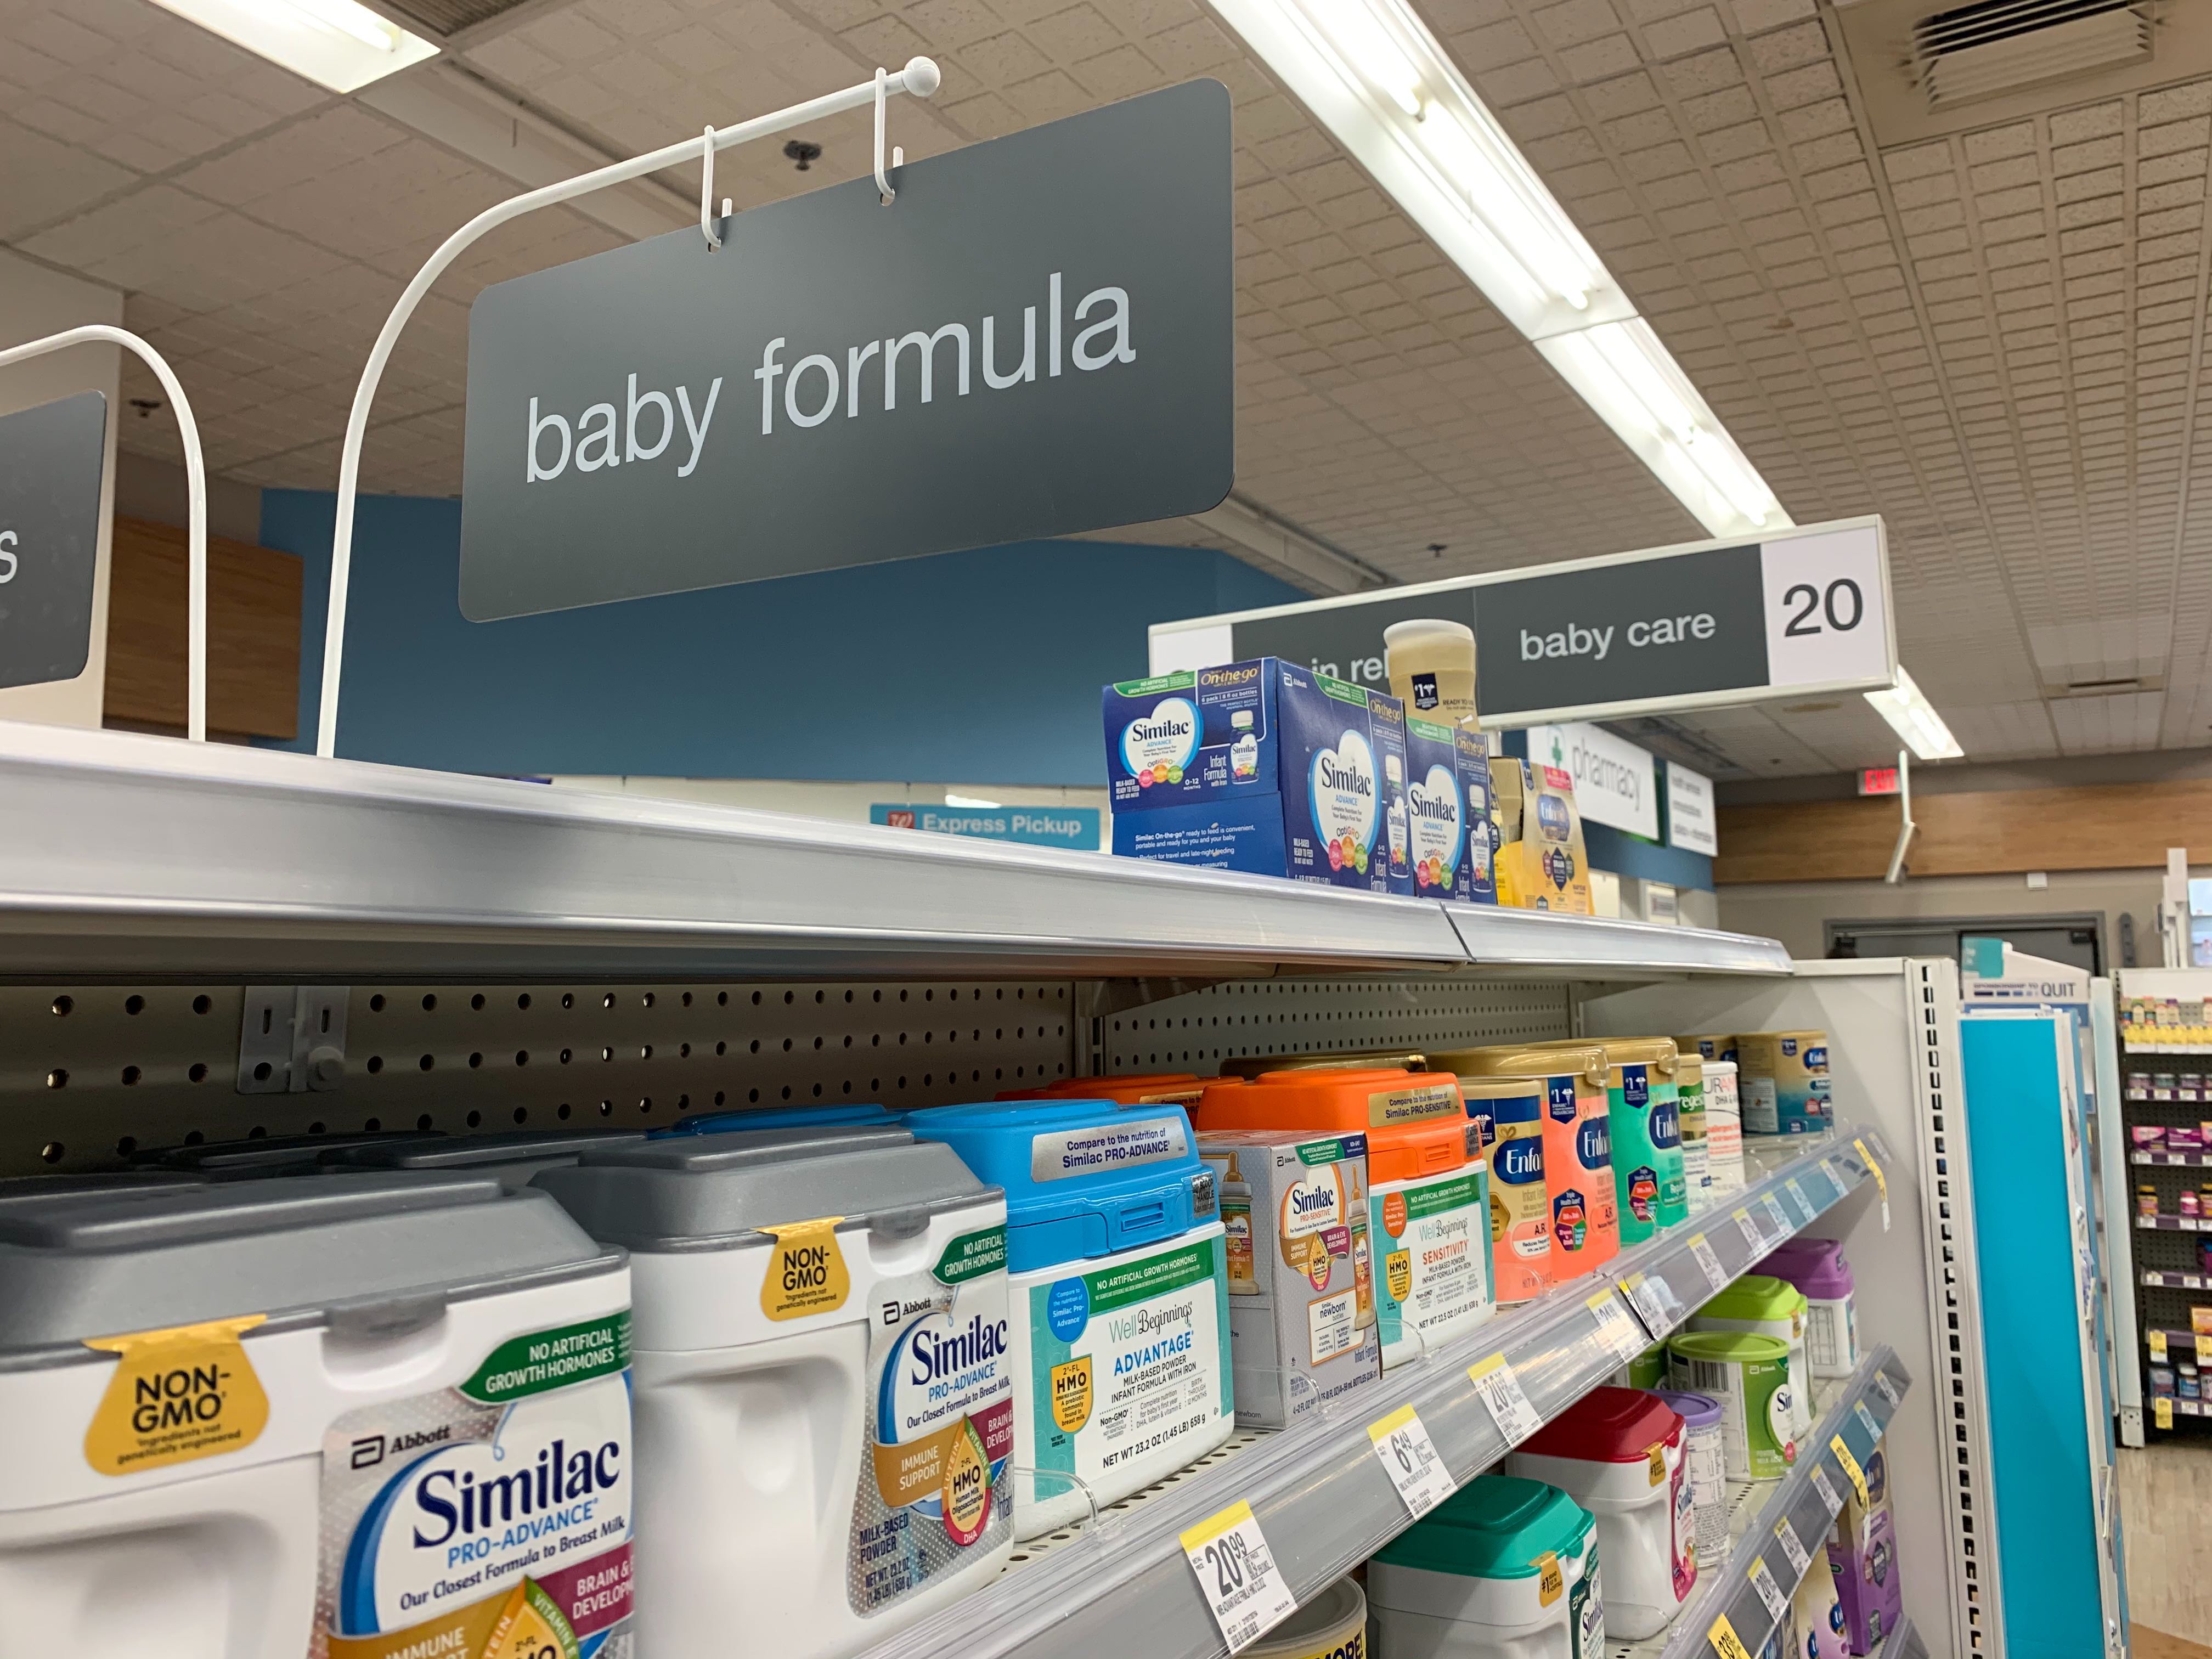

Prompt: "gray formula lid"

[138,1130,445,1175]
[0,1172,619,1359]
[533,1125,997,1252]
[323,1131,646,1187]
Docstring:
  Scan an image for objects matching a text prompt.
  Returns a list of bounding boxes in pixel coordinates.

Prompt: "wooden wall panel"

[103,515,300,739]
[1716,780,2212,883]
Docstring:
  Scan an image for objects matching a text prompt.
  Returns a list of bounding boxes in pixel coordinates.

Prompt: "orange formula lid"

[997,1073,1206,1105]
[1194,1067,1471,1184]
[1215,1051,1429,1081]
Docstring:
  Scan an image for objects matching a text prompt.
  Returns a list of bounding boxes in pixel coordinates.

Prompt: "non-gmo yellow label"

[83,1314,269,1476]
[1386,1250,1413,1302]
[758,1216,850,1321]
[1052,1356,1094,1433]
[1534,1550,1563,1606]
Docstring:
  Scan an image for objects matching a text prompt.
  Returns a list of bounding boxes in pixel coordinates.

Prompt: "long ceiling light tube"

[1866,666,1964,760]
[1205,0,1793,538]
[147,0,437,93]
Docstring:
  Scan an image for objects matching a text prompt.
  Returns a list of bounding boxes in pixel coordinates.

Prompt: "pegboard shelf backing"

[1097,976,1572,1073]
[3,979,1074,1175]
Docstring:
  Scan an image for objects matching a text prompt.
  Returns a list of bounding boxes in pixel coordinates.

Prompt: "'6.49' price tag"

[1368,1404,1455,1520]
[1181,1502,1298,1655]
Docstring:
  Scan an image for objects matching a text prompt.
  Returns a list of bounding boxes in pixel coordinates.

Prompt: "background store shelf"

[857,1129,1888,1659]
[1612,1347,1911,1659]
[2146,1271,2212,1290]
[0,721,1795,981]
[2123,1043,2212,1054]
[2138,1215,2210,1232]
[2135,1151,2212,1166]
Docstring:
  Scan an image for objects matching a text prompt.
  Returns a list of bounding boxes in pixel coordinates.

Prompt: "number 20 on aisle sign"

[1760,524,1889,691]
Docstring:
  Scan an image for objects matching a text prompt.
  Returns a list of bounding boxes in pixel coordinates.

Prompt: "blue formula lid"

[908,1099,1216,1273]
[654,1104,902,1137]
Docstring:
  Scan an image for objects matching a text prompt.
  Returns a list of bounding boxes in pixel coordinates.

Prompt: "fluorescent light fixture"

[1865,667,1963,760]
[148,0,437,93]
[944,792,1003,808]
[1202,0,1792,539]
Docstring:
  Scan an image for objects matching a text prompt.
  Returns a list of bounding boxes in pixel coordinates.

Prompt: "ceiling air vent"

[1913,0,2156,109]
[369,0,538,38]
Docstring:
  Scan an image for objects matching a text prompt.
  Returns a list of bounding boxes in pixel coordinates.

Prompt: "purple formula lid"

[1648,1387,1722,1429]
[1758,1235,1854,1296]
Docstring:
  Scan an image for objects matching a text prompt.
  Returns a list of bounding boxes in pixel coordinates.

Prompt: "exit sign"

[1858,766,1901,797]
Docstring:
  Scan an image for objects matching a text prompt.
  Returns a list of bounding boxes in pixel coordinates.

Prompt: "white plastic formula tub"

[1367,1474,1600,1658]
[0,1172,632,1659]
[535,1124,1015,1659]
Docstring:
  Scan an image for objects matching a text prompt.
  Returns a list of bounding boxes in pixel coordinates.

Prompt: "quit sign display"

[1154,518,1893,729]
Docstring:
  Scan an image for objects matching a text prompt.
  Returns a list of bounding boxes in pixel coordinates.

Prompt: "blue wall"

[260,490,1302,782]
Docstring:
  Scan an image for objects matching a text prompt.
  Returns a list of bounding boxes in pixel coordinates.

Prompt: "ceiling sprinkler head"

[784,139,822,171]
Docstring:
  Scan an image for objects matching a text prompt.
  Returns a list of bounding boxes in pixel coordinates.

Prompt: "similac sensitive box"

[0,1173,631,1659]
[1198,1128,1382,1427]
[1372,690,1415,896]
[1402,716,1499,904]
[1107,660,1408,894]
[908,1100,1233,1537]
[534,1125,1014,1659]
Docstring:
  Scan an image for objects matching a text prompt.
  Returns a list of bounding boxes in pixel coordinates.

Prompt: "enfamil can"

[1437,1045,1621,1283]
[536,1125,1015,1659]
[0,1173,631,1659]
[909,1099,1233,1537]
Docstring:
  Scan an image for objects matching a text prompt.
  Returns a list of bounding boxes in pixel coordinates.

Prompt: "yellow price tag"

[1831,1434,1871,1509]
[2197,1334,2212,1367]
[2155,1396,2175,1430]
[1708,1611,1756,1659]
[1853,1137,1892,1231]
[2152,1330,2170,1361]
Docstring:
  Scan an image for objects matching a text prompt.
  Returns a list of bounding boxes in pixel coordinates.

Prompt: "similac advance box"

[1198,1130,1382,1427]
[1403,715,1499,904]
[0,1173,631,1659]
[534,1126,1014,1659]
[1371,691,1415,896]
[909,1100,1233,1537]
[1107,660,1406,894]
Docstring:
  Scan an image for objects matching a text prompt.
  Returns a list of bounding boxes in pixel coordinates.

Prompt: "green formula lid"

[1667,1329,1789,1365]
[1371,1474,1592,1578]
[1696,1273,1806,1323]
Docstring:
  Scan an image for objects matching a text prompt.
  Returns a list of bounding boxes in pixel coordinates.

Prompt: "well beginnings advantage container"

[910,1099,1232,1536]
[1200,1069,1491,1368]
[1649,1387,1729,1574]
[1666,1330,1795,1480]
[535,1125,1015,1659]
[1440,1045,1621,1283]
[1465,1076,1550,1304]
[1246,1577,1368,1659]
[1758,1238,1860,1378]
[1506,1386,1691,1639]
[1690,1274,1812,1437]
[1367,1474,1601,1658]
[0,1173,631,1659]
[1733,1030,1832,1136]
[1530,1038,1686,1244]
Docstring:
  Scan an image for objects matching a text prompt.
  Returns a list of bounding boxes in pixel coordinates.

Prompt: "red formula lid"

[1518,1385,1683,1462]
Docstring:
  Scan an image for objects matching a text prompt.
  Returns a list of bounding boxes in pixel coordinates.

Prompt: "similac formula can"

[1200,1069,1492,1369]
[0,1173,630,1659]
[1734,1031,1832,1136]
[1650,1387,1729,1573]
[1464,1077,1550,1303]
[1666,1331,1796,1480]
[1702,1062,1746,1197]
[1368,1474,1601,1659]
[909,1100,1231,1537]
[535,1125,1014,1658]
[1692,1274,1813,1437]
[1530,1039,1687,1244]
[1440,1045,1621,1283]
[1246,1577,1367,1659]
[1759,1238,1860,1379]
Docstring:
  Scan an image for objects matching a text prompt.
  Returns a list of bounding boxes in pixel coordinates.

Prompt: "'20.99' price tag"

[1181,1501,1299,1655]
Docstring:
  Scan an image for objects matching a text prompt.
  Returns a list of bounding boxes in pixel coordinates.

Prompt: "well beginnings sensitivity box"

[1107,660,1409,894]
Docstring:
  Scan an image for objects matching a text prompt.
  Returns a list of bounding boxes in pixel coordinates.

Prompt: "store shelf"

[2152,1396,2208,1417]
[2134,1150,2212,1166]
[0,721,1795,981]
[1610,1347,1912,1659]
[2145,1271,2212,1290]
[2137,1215,2210,1231]
[2145,1329,2212,1356]
[2122,1042,2212,1054]
[856,1127,1889,1659]
[2126,1091,2212,1104]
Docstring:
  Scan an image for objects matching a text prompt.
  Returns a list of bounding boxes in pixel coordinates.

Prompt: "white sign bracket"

[1883,747,1915,884]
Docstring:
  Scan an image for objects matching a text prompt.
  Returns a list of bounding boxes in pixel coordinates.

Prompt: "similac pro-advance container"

[1199,1069,1492,1369]
[0,1173,632,1659]
[1437,1046,1620,1282]
[1689,1274,1813,1438]
[1529,1039,1686,1244]
[534,1125,1014,1659]
[907,1099,1232,1537]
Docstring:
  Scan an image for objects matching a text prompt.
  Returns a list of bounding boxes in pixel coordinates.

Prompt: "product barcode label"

[1810,1465,1844,1515]
[1785,1178,1815,1223]
[1587,1288,1647,1359]
[1689,1232,1728,1291]
[1774,1516,1810,1577]
[1180,1502,1297,1655]
[1854,1400,1881,1442]
[1368,1404,1455,1520]
[1748,1555,1791,1623]
[1874,1370,1900,1409]
[1762,1193,1792,1240]
[1733,1207,1763,1255]
[1469,1353,1543,1446]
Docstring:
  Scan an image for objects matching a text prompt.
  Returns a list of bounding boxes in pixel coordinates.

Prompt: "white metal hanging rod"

[314,57,942,759]
[0,325,210,742]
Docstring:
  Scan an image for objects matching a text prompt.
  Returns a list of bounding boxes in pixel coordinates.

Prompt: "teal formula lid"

[1370,1474,1592,1578]
[1696,1273,1805,1322]
[908,1099,1213,1273]
[1667,1329,1789,1364]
